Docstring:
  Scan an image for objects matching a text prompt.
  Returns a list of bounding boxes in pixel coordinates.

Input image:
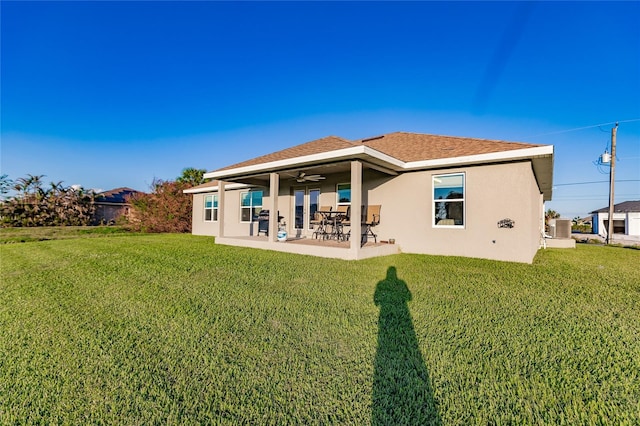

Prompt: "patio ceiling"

[218,161,397,186]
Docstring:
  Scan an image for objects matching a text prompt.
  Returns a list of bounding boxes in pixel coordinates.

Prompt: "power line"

[554,179,640,187]
[527,118,640,138]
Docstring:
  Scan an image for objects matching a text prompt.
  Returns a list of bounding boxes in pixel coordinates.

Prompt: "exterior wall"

[592,212,632,237]
[93,203,129,224]
[191,161,544,262]
[192,187,283,237]
[628,212,640,236]
[364,161,543,263]
[191,193,216,236]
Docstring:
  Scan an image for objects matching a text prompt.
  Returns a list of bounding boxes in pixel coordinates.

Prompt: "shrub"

[127,179,193,233]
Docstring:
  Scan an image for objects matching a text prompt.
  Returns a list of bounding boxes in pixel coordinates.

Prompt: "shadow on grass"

[372,266,441,425]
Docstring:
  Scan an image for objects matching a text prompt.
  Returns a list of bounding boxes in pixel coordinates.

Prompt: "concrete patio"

[214,235,400,260]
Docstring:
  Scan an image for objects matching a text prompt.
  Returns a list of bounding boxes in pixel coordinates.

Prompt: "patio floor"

[215,235,400,260]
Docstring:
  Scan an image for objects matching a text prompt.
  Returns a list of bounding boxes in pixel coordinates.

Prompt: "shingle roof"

[358,132,544,162]
[96,187,141,204]
[211,132,544,172]
[216,136,354,171]
[591,200,640,213]
[185,180,219,191]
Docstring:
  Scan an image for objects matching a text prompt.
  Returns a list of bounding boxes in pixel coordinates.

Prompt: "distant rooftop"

[96,187,141,204]
[591,200,640,214]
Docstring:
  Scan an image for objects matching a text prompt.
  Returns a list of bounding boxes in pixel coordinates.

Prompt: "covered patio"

[207,154,400,260]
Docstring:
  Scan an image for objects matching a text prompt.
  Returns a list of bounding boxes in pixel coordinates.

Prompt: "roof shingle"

[359,132,543,162]
[210,131,546,173]
[591,200,640,213]
[216,136,354,172]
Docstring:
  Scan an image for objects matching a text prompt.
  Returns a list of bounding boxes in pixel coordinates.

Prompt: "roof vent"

[361,135,385,143]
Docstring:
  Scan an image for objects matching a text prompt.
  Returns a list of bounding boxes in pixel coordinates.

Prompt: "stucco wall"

[191,193,216,236]
[191,161,544,262]
[192,187,287,237]
[364,161,542,263]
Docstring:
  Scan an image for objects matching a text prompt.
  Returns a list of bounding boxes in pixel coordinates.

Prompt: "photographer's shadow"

[372,267,441,425]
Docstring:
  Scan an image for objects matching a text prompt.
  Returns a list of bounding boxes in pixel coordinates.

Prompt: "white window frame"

[432,173,465,228]
[204,194,218,222]
[336,183,351,206]
[240,190,263,223]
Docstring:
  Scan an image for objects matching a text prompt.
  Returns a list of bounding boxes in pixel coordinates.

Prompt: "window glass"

[204,194,218,222]
[337,183,351,205]
[241,190,263,222]
[251,191,263,206]
[241,192,251,207]
[433,173,464,226]
[309,189,320,226]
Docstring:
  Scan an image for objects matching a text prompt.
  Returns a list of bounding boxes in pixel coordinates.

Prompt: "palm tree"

[0,174,12,199]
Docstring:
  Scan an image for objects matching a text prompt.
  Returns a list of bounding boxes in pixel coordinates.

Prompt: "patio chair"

[362,205,381,243]
[311,206,332,239]
[335,205,350,241]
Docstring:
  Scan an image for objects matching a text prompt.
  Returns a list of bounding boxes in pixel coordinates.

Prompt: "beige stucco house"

[186,132,554,263]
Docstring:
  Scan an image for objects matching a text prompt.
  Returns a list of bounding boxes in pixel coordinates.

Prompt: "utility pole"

[606,123,618,244]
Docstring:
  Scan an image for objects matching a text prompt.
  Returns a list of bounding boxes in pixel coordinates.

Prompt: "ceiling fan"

[295,171,326,183]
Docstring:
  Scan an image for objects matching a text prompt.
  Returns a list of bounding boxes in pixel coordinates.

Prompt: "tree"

[176,167,208,187]
[127,177,193,233]
[0,174,12,200]
[545,209,560,221]
[544,209,561,233]
[0,174,96,227]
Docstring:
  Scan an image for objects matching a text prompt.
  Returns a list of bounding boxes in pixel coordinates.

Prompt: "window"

[433,173,464,227]
[204,194,218,221]
[337,183,351,205]
[240,190,263,222]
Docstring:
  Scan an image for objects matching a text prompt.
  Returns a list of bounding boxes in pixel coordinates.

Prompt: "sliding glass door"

[294,187,320,232]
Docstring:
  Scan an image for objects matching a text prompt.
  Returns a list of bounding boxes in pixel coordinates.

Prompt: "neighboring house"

[93,187,141,224]
[185,132,554,263]
[591,200,640,238]
[577,216,592,226]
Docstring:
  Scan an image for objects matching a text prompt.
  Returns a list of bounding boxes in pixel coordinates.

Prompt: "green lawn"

[1,233,639,424]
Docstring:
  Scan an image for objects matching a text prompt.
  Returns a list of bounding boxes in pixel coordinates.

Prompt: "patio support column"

[350,160,363,257]
[268,173,279,242]
[217,181,226,238]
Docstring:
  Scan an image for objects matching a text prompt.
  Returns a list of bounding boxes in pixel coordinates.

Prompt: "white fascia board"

[402,145,554,170]
[361,146,405,168]
[202,144,553,180]
[183,183,249,194]
[204,146,399,179]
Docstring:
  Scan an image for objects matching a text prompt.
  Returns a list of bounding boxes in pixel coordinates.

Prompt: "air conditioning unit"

[555,219,571,239]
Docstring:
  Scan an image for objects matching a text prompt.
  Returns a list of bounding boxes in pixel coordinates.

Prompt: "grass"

[0,225,134,244]
[1,232,639,424]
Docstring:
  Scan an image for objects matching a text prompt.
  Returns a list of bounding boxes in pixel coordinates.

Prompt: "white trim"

[240,190,263,223]
[404,145,554,170]
[204,194,218,222]
[183,182,249,194]
[361,146,406,168]
[204,146,366,179]
[203,145,553,181]
[432,172,466,229]
[336,182,351,206]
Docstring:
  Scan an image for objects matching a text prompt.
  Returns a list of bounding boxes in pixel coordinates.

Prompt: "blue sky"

[2,1,639,218]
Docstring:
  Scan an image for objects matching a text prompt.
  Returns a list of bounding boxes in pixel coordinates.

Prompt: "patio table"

[317,210,348,241]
